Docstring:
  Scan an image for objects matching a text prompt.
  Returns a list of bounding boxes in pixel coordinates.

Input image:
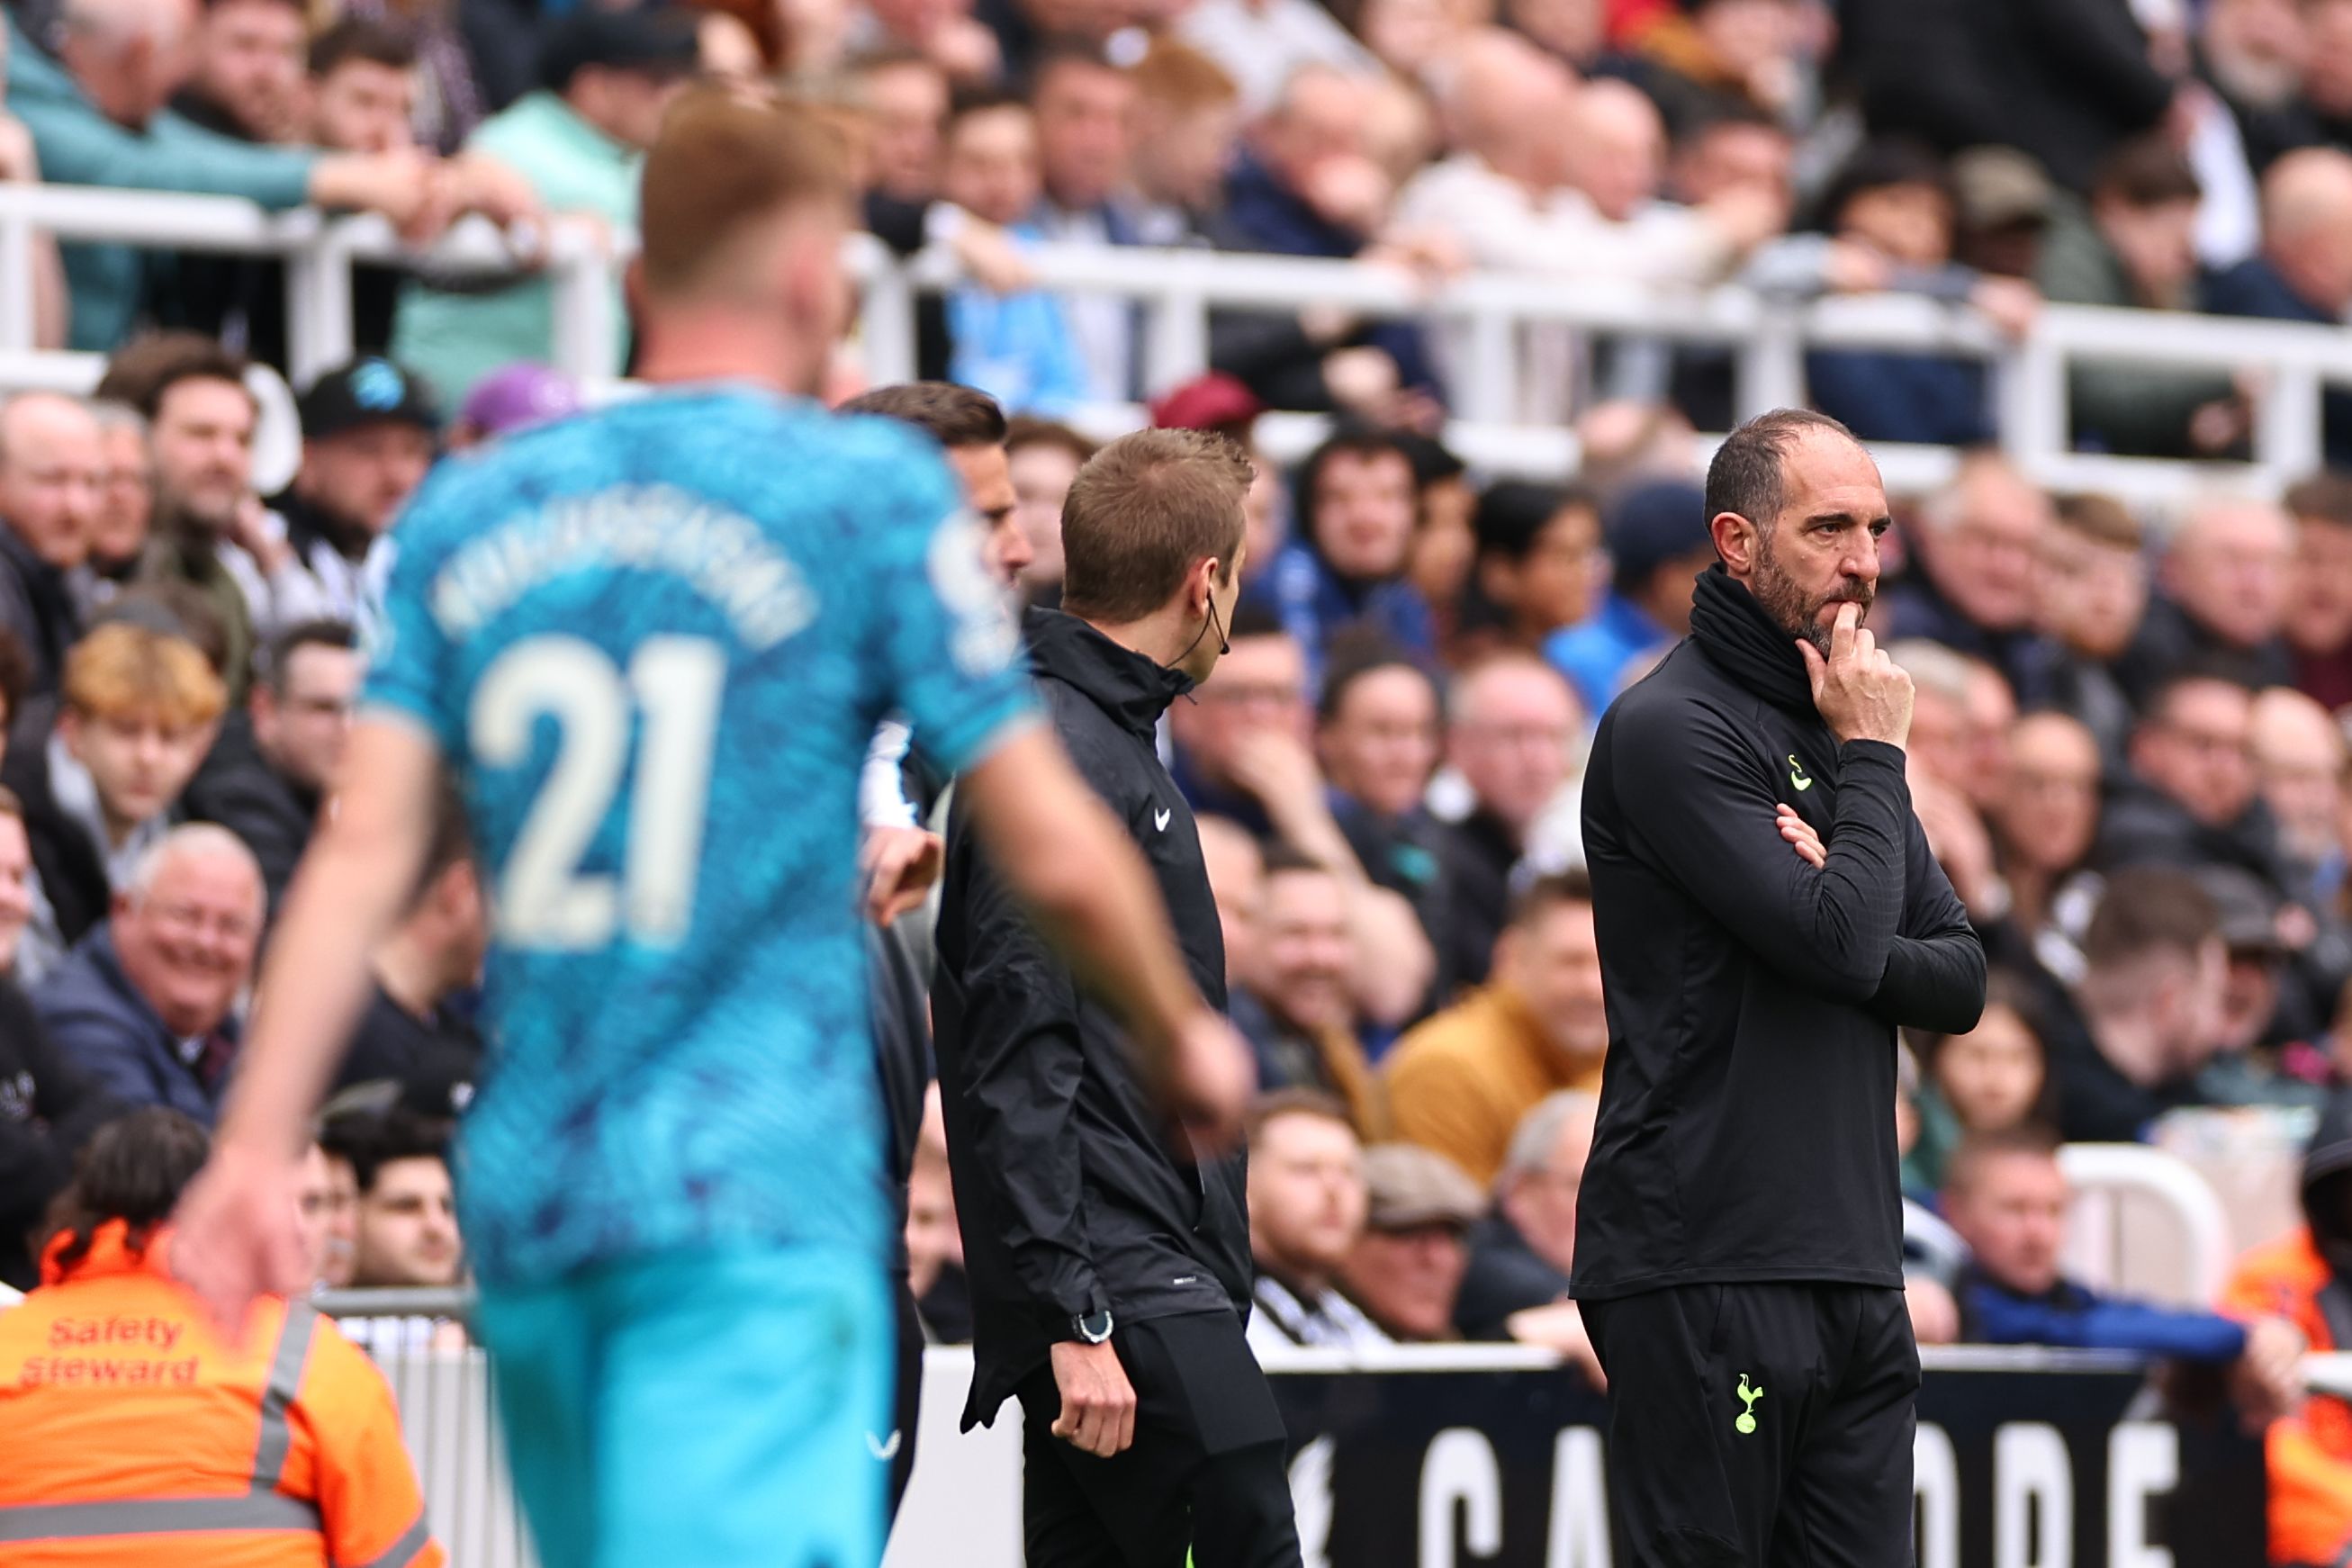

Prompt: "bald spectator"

[2252,687,2347,892]
[1384,872,1607,1186]
[1230,849,1384,1136]
[1545,478,1714,713]
[1879,451,2057,700]
[1337,1143,1482,1341]
[2102,671,2298,897]
[1432,654,1581,987]
[1987,711,2104,960]
[2120,498,2298,702]
[2208,148,2352,466]
[1454,1089,1597,1341]
[32,824,262,1126]
[81,401,154,604]
[2285,473,2352,709]
[1027,43,1144,403]
[0,393,103,700]
[1,623,226,980]
[5,0,449,353]
[2037,492,2150,770]
[1206,66,1441,417]
[1244,1090,1391,1352]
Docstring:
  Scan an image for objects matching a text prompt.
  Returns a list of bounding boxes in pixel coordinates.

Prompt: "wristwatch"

[1071,1309,1115,1345]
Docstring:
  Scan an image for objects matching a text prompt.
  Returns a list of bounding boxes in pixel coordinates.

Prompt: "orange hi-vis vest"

[0,1221,444,1568]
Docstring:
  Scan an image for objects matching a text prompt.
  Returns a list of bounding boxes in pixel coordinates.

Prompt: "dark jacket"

[333,979,482,1110]
[1804,347,1992,450]
[1572,566,1986,1300]
[0,727,113,954]
[933,608,1250,1428]
[1455,1211,1572,1340]
[2203,257,2352,468]
[1875,554,2059,707]
[0,977,120,1289]
[179,712,317,915]
[2113,594,2295,711]
[0,524,80,701]
[1434,806,1521,991]
[1957,1261,2248,1359]
[2093,773,2299,903]
[1250,538,1436,692]
[32,926,237,1126]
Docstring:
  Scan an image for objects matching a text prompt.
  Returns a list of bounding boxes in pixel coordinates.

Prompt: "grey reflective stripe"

[340,1509,433,1568]
[251,1300,319,1490]
[0,1489,323,1542]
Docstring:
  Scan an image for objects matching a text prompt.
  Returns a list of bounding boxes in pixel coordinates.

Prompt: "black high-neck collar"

[1023,607,1194,742]
[1688,564,1817,715]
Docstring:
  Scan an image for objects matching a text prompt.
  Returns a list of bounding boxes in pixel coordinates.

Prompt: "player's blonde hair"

[637,87,855,302]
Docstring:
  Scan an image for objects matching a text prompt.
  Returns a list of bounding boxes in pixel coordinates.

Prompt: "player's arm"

[173,716,440,1329]
[958,725,1253,1145]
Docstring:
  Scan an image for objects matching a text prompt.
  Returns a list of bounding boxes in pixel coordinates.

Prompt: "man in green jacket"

[11,0,446,351]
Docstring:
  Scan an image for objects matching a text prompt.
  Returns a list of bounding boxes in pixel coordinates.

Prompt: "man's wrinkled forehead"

[1774,428,1888,530]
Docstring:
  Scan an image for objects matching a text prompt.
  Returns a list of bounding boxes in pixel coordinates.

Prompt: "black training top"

[1571,566,1987,1301]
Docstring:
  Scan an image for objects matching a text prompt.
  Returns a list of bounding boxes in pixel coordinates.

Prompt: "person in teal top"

[391,9,698,404]
[7,0,441,351]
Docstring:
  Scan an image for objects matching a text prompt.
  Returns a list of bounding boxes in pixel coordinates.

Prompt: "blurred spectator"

[937,90,1087,413]
[1892,640,2012,815]
[2199,0,2312,176]
[1950,145,2059,281]
[844,0,1002,85]
[344,0,493,154]
[1881,455,2052,703]
[2253,688,2347,897]
[3,623,226,972]
[171,0,306,145]
[79,401,153,607]
[2207,149,2352,468]
[1206,67,1442,417]
[0,782,117,1292]
[1004,416,1092,599]
[1027,42,1143,402]
[1336,1141,1481,1340]
[1757,142,2032,448]
[2038,136,2246,458]
[32,824,260,1125]
[1128,38,1243,243]
[1316,643,1449,981]
[344,1108,463,1289]
[1431,653,1581,987]
[1945,1127,2303,1423]
[8,0,449,353]
[1455,481,1605,662]
[293,1135,357,1291]
[2192,863,2327,1101]
[0,1108,446,1568]
[180,619,356,911]
[2119,498,2298,703]
[277,359,440,626]
[394,6,701,405]
[96,334,320,691]
[1170,601,1310,835]
[1503,0,1605,69]
[1986,711,2104,961]
[1176,0,1380,117]
[1904,981,2053,1193]
[311,18,419,157]
[1545,476,1709,714]
[1197,813,1265,979]
[447,362,584,449]
[853,48,950,210]
[1621,0,1815,139]
[1386,870,1607,1185]
[2050,866,2226,1142]
[1396,434,1475,647]
[2037,492,2149,770]
[1244,1089,1391,1351]
[1231,847,1385,1133]
[1452,1088,1594,1338]
[2285,473,2352,709]
[906,1086,970,1340]
[2219,1089,2352,1567]
[1257,428,1435,681]
[0,392,104,699]
[2102,671,2296,897]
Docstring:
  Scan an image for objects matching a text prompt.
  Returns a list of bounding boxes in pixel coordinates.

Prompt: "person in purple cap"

[449,364,585,448]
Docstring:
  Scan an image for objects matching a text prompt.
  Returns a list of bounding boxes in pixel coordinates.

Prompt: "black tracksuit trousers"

[1583,1283,1919,1568]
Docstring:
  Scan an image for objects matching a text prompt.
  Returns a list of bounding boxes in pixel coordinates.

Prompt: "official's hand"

[1504,1301,1607,1389]
[1905,1276,1960,1346]
[861,825,943,926]
[1798,603,1913,748]
[1775,803,1825,868]
[2233,1315,2306,1429]
[1050,1338,1137,1456]
[1164,1008,1256,1154]
[171,1139,311,1341]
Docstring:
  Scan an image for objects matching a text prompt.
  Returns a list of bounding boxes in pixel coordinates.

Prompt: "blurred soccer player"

[172,88,1252,1568]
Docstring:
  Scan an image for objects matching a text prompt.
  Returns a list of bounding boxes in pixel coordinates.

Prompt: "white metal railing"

[3,183,2350,505]
[2059,1141,2236,1307]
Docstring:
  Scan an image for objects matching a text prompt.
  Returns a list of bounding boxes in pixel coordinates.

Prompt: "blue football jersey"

[362,386,1035,1287]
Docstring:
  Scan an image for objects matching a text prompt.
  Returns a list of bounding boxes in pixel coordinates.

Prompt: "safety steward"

[0,1108,441,1568]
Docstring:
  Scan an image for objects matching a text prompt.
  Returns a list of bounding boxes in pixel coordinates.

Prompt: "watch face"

[1078,1311,1113,1343]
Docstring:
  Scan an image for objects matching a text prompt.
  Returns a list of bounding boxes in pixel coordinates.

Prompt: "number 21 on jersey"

[470,633,725,951]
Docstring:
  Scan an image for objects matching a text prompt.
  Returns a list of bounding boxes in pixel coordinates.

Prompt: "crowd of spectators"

[10,0,2352,1558]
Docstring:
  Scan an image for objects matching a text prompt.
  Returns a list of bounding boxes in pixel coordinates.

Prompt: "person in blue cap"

[1545,476,1715,714]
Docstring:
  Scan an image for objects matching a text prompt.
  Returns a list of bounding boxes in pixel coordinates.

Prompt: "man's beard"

[1753,529,1873,657]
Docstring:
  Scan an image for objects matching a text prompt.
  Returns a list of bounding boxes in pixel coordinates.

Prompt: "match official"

[933,428,1300,1568]
[1573,410,1986,1565]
